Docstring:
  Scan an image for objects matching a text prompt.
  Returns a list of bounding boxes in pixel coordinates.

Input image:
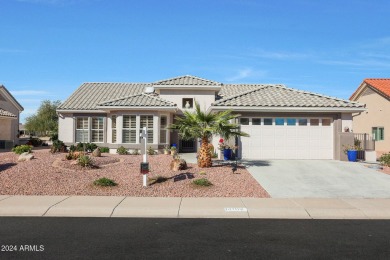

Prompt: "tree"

[24,100,62,137]
[170,102,249,168]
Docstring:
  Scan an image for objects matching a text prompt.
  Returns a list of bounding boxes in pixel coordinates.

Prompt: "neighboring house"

[350,79,390,157]
[0,85,24,149]
[57,75,364,160]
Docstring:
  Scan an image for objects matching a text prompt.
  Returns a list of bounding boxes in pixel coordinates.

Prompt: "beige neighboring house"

[57,75,364,160]
[0,85,24,149]
[350,79,390,157]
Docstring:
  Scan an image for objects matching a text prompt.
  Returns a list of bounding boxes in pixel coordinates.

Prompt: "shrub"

[199,171,207,175]
[148,175,168,185]
[193,178,212,187]
[99,147,110,153]
[147,146,155,155]
[131,149,140,155]
[65,153,73,160]
[379,153,390,167]
[27,138,43,147]
[93,177,117,187]
[117,146,128,155]
[51,140,67,153]
[49,132,58,141]
[69,145,76,152]
[12,145,32,155]
[78,155,92,167]
[76,142,97,152]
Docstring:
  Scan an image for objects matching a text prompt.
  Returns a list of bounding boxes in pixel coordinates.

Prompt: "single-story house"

[57,75,364,160]
[350,79,390,157]
[0,85,24,149]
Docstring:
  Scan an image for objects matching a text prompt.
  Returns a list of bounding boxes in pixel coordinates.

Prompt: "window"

[111,116,117,143]
[123,115,136,143]
[264,118,272,125]
[140,115,154,143]
[310,119,319,126]
[298,119,308,126]
[76,117,89,142]
[91,117,104,142]
[372,127,384,141]
[240,118,249,125]
[182,98,194,109]
[322,119,331,126]
[160,116,168,144]
[275,118,285,126]
[287,118,296,126]
[252,118,261,125]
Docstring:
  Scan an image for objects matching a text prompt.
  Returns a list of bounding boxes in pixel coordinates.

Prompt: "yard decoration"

[169,102,249,168]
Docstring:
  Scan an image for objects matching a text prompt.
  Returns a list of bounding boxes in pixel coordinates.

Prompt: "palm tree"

[170,102,249,168]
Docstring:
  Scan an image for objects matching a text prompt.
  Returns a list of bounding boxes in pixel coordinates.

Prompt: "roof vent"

[144,86,155,93]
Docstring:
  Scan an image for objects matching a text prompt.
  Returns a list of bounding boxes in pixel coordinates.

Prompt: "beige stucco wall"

[352,87,390,154]
[0,91,21,144]
[58,114,75,143]
[0,119,12,139]
[158,89,216,113]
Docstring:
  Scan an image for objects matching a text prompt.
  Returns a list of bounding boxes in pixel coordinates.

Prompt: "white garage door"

[240,117,333,159]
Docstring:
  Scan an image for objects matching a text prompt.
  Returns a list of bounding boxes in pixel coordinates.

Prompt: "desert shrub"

[76,142,97,152]
[12,145,32,155]
[93,177,117,187]
[117,146,128,155]
[193,178,212,187]
[51,140,67,153]
[69,145,76,152]
[65,151,84,160]
[27,138,43,147]
[199,171,207,175]
[49,132,58,141]
[78,155,92,167]
[147,146,156,155]
[379,153,390,167]
[65,153,73,160]
[131,149,140,155]
[99,147,110,153]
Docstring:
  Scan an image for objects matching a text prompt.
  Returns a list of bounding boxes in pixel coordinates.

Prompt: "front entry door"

[179,139,196,153]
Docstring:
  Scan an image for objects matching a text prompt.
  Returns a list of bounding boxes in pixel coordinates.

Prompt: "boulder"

[18,152,34,162]
[170,159,187,171]
[92,148,101,157]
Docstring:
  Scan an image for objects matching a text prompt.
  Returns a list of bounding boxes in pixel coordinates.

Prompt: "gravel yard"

[0,149,270,197]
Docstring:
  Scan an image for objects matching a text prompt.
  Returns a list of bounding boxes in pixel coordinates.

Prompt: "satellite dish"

[144,86,155,93]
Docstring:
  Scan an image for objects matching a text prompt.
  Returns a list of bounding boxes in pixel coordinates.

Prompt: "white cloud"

[226,68,267,82]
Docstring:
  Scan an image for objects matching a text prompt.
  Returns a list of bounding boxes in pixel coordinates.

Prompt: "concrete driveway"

[243,160,390,198]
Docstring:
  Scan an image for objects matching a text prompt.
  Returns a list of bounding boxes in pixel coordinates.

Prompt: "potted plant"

[163,145,170,155]
[218,138,233,160]
[170,146,177,156]
[343,144,362,162]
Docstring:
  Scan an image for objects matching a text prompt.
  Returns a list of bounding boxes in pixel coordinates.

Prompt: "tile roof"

[0,85,24,111]
[98,93,176,107]
[213,85,364,108]
[154,75,222,86]
[0,108,17,118]
[364,79,390,99]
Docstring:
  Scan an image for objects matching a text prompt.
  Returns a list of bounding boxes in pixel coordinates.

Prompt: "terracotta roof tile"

[364,79,390,98]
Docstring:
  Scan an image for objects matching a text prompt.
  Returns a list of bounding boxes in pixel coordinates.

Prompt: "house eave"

[56,109,107,114]
[208,106,366,113]
[96,106,178,112]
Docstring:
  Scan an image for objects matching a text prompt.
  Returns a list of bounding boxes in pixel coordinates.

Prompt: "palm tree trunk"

[198,137,212,168]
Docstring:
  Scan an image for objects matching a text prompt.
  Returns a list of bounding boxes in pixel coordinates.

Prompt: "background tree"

[24,100,61,137]
[170,102,249,168]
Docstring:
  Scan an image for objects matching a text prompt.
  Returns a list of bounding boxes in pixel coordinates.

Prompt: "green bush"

[27,138,43,147]
[147,146,155,155]
[78,155,93,167]
[193,178,212,187]
[117,146,128,155]
[12,145,32,155]
[51,140,67,153]
[99,147,110,153]
[379,153,390,167]
[69,145,76,152]
[76,142,98,152]
[93,177,117,187]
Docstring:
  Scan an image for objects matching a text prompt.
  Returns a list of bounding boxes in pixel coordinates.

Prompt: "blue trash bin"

[347,150,358,162]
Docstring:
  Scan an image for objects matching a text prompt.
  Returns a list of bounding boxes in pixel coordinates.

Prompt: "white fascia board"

[96,106,178,112]
[208,106,366,113]
[56,109,107,114]
[0,115,17,119]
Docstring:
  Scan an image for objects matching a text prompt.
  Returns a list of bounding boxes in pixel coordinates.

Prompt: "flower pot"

[347,150,358,162]
[223,148,232,160]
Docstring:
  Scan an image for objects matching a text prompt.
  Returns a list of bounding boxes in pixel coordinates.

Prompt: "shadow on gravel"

[0,163,17,172]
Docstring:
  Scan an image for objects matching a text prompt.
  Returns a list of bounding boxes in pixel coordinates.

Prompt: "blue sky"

[1,0,389,122]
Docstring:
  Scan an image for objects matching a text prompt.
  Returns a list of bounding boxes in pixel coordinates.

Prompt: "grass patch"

[93,177,117,187]
[193,178,212,187]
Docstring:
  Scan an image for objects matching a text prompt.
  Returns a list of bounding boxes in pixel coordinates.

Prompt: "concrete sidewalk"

[1,195,390,219]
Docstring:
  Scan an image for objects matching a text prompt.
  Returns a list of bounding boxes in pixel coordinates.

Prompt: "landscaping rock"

[18,152,34,162]
[92,148,101,157]
[170,159,187,171]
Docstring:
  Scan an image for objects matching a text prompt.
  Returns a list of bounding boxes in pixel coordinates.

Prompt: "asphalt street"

[1,218,390,259]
